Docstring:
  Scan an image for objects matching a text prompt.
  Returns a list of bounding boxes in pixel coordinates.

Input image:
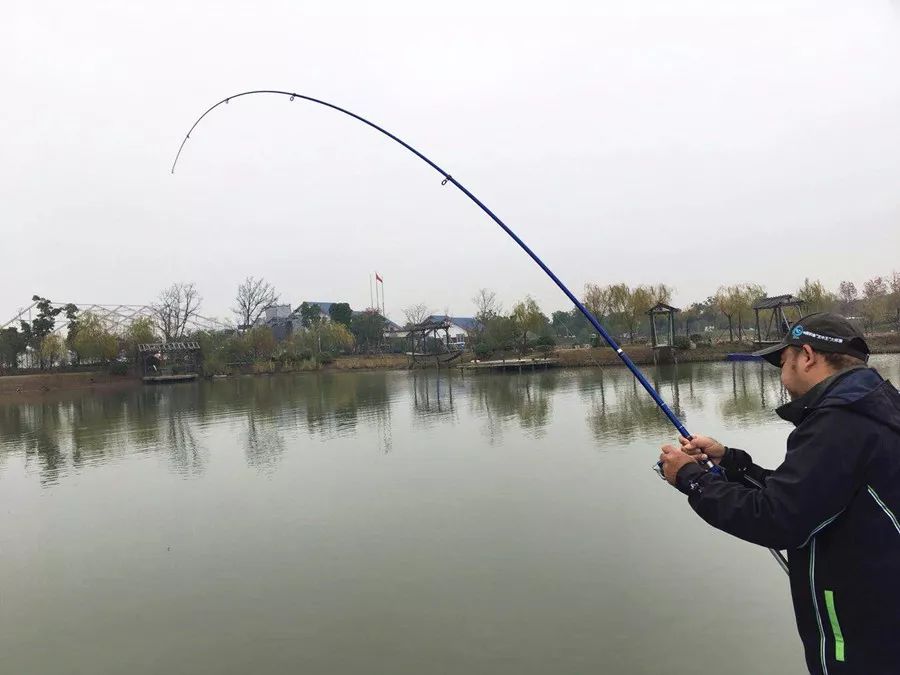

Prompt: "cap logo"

[791,325,845,344]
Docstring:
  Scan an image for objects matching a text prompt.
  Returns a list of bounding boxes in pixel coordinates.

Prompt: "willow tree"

[734,284,765,341]
[797,278,838,315]
[715,284,764,342]
[72,312,118,363]
[511,295,546,353]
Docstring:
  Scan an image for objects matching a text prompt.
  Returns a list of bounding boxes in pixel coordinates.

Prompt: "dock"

[459,357,560,373]
[726,353,763,362]
[142,374,199,384]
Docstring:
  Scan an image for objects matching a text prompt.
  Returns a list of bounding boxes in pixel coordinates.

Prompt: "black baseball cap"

[752,312,870,367]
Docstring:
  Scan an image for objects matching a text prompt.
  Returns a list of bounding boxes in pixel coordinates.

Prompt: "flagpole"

[370,273,374,312]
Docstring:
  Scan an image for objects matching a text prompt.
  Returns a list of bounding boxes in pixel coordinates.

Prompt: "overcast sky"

[3,0,899,325]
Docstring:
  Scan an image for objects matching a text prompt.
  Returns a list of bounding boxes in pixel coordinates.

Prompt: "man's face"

[780,346,805,400]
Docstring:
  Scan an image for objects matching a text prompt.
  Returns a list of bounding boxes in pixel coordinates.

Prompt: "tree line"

[0,278,391,374]
[2,271,899,374]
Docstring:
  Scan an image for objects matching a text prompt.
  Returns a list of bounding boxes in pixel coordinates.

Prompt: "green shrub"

[108,361,129,376]
[474,342,492,359]
[673,335,692,350]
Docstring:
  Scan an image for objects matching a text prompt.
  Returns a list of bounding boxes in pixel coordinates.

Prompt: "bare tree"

[233,276,279,329]
[403,303,431,328]
[152,282,202,341]
[472,288,501,322]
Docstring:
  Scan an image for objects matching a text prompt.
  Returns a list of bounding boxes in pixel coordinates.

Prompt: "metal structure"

[2,301,233,335]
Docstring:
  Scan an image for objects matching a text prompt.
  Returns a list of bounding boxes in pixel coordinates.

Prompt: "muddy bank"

[2,335,897,400]
[0,371,141,403]
[554,333,900,368]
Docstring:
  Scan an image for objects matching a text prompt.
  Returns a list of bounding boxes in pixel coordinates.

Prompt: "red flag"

[375,272,383,283]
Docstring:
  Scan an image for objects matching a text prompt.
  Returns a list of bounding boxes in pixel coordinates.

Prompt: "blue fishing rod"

[171,91,788,575]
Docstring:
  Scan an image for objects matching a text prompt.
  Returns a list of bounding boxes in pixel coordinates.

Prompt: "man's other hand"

[659,444,697,486]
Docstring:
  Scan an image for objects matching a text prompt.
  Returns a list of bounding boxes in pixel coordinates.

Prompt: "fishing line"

[171,90,787,574]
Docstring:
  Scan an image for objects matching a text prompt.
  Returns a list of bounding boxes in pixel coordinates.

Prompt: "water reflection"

[2,358,897,486]
[466,371,559,442]
[579,365,690,443]
[719,362,789,423]
[412,372,457,422]
[244,409,285,473]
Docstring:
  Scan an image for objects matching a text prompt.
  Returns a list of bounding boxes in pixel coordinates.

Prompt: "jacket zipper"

[810,539,828,674]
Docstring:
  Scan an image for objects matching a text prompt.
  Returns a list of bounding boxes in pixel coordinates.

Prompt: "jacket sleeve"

[675,410,870,550]
[718,447,773,488]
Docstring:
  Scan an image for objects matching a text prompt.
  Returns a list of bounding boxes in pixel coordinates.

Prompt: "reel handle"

[653,458,722,480]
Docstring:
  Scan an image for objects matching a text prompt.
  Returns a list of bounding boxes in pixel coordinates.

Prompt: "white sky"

[3,0,899,324]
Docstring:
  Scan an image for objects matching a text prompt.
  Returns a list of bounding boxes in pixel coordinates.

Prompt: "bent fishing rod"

[171,90,788,576]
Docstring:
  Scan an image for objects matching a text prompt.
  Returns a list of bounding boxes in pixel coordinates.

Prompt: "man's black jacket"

[675,367,900,675]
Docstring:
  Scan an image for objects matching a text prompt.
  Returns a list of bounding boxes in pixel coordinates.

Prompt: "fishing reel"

[653,458,723,481]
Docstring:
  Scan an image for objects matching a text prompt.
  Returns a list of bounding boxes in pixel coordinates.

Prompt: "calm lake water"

[2,356,900,674]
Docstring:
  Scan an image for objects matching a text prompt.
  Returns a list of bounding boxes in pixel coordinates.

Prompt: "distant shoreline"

[2,336,898,400]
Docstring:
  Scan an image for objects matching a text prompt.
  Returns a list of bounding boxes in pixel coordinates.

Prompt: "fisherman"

[657,313,900,675]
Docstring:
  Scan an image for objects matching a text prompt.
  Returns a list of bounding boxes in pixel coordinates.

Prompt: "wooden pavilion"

[753,295,804,345]
[388,318,463,367]
[137,341,202,383]
[648,302,680,348]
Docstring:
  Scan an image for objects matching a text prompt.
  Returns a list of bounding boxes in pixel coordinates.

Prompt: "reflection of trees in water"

[578,361,791,444]
[719,361,788,422]
[0,373,398,485]
[582,368,683,444]
[164,410,205,476]
[71,392,138,466]
[195,373,395,456]
[243,409,285,473]
[20,403,65,485]
[467,371,559,443]
[0,385,207,484]
[0,400,91,485]
[411,372,457,426]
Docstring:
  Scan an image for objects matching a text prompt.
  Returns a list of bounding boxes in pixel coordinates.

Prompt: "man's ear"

[801,344,817,371]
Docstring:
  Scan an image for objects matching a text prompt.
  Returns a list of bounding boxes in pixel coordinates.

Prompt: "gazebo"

[753,295,804,345]
[137,341,202,383]
[388,318,462,367]
[648,302,680,365]
[648,302,680,348]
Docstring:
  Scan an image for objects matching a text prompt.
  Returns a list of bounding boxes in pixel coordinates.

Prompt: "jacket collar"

[776,365,869,426]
